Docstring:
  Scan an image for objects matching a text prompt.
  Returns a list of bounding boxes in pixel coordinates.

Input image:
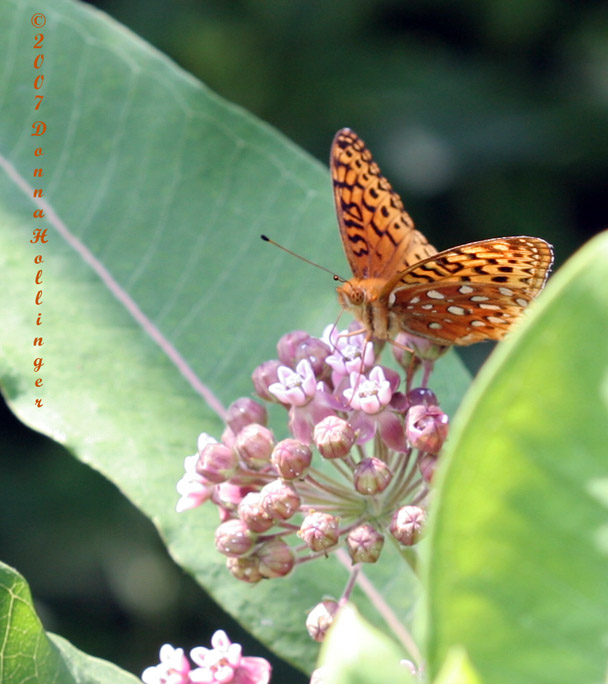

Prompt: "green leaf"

[433,648,482,684]
[318,603,414,684]
[0,561,139,684]
[0,0,470,673]
[426,231,608,684]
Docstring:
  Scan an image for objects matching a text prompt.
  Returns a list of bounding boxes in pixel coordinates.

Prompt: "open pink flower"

[142,644,191,684]
[176,453,215,512]
[344,367,406,452]
[269,359,333,443]
[321,325,374,387]
[190,630,271,684]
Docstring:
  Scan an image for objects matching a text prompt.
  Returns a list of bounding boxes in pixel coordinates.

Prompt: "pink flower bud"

[225,397,268,434]
[256,538,296,578]
[226,555,264,584]
[260,479,301,521]
[298,512,340,552]
[406,405,449,454]
[406,387,438,409]
[345,523,384,563]
[418,452,438,483]
[235,423,275,469]
[305,599,339,642]
[196,443,238,484]
[392,332,420,371]
[271,439,312,479]
[251,359,283,402]
[214,519,255,557]
[389,505,426,546]
[313,416,356,460]
[353,457,392,495]
[238,492,274,533]
[277,330,311,366]
[294,336,331,380]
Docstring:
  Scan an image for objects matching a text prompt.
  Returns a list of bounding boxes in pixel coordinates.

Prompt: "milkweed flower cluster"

[141,632,272,684]
[176,324,448,592]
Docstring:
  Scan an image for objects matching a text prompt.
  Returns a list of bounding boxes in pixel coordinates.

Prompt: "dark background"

[3,1,606,681]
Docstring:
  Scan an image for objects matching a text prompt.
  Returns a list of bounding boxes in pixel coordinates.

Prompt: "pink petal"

[233,656,272,684]
[377,411,407,452]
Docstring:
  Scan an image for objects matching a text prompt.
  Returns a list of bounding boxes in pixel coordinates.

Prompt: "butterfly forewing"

[331,128,554,347]
[387,237,554,345]
[331,128,437,279]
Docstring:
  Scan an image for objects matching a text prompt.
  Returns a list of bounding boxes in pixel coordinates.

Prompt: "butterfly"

[331,128,554,347]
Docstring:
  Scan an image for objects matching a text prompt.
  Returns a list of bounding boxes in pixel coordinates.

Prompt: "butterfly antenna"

[260,235,346,282]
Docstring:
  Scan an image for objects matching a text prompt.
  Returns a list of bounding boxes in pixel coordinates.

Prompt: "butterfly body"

[337,277,394,340]
[331,128,554,347]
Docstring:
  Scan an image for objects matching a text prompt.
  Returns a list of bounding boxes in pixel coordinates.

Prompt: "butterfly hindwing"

[386,237,554,345]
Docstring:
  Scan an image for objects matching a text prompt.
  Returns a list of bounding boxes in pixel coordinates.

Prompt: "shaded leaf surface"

[0,0,470,673]
[0,561,139,684]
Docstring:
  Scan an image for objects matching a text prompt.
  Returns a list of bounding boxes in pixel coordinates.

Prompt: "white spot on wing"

[459,285,474,294]
[447,306,466,315]
[427,290,445,300]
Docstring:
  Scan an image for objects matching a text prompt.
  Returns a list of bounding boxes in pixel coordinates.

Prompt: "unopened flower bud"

[256,538,296,578]
[225,397,268,435]
[418,452,438,483]
[235,423,274,469]
[294,337,331,380]
[392,333,420,372]
[406,387,438,408]
[238,492,274,533]
[260,479,301,521]
[252,359,283,402]
[313,416,355,460]
[406,405,449,454]
[196,443,238,484]
[345,523,384,563]
[353,457,392,495]
[271,439,312,479]
[306,599,339,642]
[298,512,340,552]
[389,505,426,546]
[215,519,255,557]
[226,555,264,584]
[277,330,311,366]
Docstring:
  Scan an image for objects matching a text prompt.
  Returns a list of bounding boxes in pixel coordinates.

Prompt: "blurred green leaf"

[318,603,414,684]
[0,0,471,674]
[0,561,139,684]
[433,647,482,684]
[426,231,608,684]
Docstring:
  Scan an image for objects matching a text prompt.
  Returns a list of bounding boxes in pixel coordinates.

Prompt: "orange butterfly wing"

[386,237,554,345]
[330,128,554,346]
[331,128,437,279]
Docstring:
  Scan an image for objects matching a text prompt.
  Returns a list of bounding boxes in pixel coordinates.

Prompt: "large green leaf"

[0,561,139,684]
[318,604,414,684]
[426,231,608,683]
[0,0,470,673]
